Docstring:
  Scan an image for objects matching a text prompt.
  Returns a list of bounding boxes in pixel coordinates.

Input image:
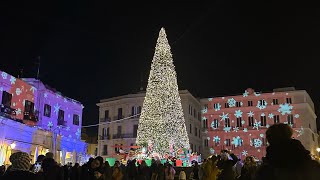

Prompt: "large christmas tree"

[136,28,190,156]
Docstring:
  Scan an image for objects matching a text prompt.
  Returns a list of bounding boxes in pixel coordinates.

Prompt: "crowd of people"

[1,123,320,180]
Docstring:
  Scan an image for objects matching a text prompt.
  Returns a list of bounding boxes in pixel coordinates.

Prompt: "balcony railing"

[23,111,39,122]
[113,115,125,121]
[130,114,140,119]
[100,117,111,122]
[112,133,134,139]
[57,119,67,126]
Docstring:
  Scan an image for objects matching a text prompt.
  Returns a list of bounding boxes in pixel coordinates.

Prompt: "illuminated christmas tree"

[136,28,190,156]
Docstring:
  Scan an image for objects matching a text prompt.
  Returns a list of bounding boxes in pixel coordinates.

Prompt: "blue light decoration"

[228,98,236,107]
[268,113,274,119]
[278,103,293,115]
[234,110,243,118]
[219,112,229,121]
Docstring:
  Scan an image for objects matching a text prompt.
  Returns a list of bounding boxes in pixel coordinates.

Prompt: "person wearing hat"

[2,152,37,180]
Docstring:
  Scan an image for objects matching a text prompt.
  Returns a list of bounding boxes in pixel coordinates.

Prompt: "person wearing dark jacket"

[2,152,38,180]
[38,157,64,180]
[127,159,137,180]
[255,123,320,180]
[240,156,257,180]
[70,163,80,180]
[217,150,238,180]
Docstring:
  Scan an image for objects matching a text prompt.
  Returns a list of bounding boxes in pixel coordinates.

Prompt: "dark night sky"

[1,1,320,134]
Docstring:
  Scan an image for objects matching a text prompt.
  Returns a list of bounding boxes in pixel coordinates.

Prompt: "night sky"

[1,1,319,134]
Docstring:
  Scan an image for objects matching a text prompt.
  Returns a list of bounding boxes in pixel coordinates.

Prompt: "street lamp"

[10,142,16,149]
[317,148,320,153]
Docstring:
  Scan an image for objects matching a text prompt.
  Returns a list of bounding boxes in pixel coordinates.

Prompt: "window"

[191,106,193,115]
[225,118,230,127]
[237,138,243,147]
[107,127,110,138]
[1,91,12,107]
[117,126,122,135]
[58,109,64,122]
[248,101,253,106]
[286,98,292,104]
[203,119,207,128]
[236,102,242,107]
[225,103,229,108]
[24,100,34,113]
[73,114,80,125]
[44,104,51,117]
[214,138,220,146]
[212,119,219,129]
[204,139,208,147]
[105,110,109,118]
[214,103,220,109]
[195,127,197,136]
[133,125,138,137]
[259,100,267,106]
[198,112,201,121]
[190,143,193,151]
[287,115,294,125]
[137,106,142,114]
[194,109,196,118]
[103,145,108,155]
[236,118,242,127]
[274,115,280,124]
[312,133,315,141]
[131,106,135,116]
[117,108,123,119]
[115,144,119,153]
[248,117,254,127]
[272,99,278,105]
[198,129,200,138]
[189,105,191,114]
[190,124,192,133]
[225,139,231,146]
[194,145,197,152]
[261,116,266,126]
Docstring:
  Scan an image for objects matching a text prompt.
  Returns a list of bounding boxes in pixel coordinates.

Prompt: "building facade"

[201,88,319,159]
[97,90,202,160]
[0,70,87,165]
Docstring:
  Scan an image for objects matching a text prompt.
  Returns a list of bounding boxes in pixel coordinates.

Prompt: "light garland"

[136,28,190,156]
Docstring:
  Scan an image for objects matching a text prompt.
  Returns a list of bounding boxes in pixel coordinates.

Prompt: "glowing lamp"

[10,142,16,149]
[316,148,320,153]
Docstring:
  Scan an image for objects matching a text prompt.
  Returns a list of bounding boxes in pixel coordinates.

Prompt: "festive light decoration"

[136,28,190,156]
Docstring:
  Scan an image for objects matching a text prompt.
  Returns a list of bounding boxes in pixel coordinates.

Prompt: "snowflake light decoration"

[30,87,36,93]
[260,134,264,137]
[16,108,21,115]
[228,98,236,107]
[253,120,261,130]
[247,111,254,117]
[207,137,210,140]
[202,107,208,114]
[254,139,262,148]
[232,136,242,147]
[268,113,274,119]
[254,92,261,96]
[243,128,248,132]
[261,113,265,116]
[243,90,249,97]
[44,93,48,98]
[208,98,213,101]
[233,127,239,132]
[219,112,229,121]
[66,126,70,131]
[266,124,270,128]
[257,149,261,152]
[47,121,53,128]
[213,136,220,143]
[16,88,22,95]
[202,116,207,121]
[234,110,243,118]
[210,148,215,154]
[223,127,232,133]
[278,103,293,115]
[0,87,3,91]
[242,150,248,156]
[76,129,81,138]
[1,72,8,79]
[54,103,60,114]
[214,103,221,111]
[256,100,267,110]
[64,98,67,102]
[241,120,245,125]
[295,126,304,137]
[10,76,16,84]
[294,114,300,118]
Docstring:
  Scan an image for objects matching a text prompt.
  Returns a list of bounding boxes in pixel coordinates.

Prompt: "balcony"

[100,135,111,140]
[112,133,134,139]
[100,117,111,122]
[130,114,140,119]
[113,115,125,121]
[0,104,15,119]
[57,119,67,126]
[23,111,39,122]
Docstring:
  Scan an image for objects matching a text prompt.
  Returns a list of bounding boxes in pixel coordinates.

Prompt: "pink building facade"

[0,70,87,165]
[201,88,318,160]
